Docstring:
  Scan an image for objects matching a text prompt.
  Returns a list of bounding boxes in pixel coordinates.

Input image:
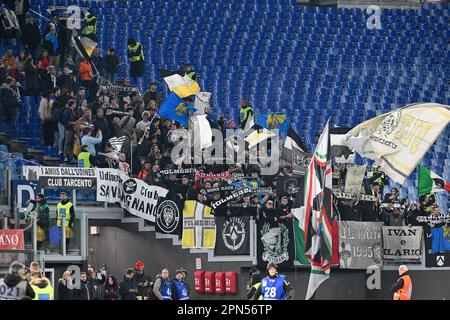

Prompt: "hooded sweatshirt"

[2,275,35,299]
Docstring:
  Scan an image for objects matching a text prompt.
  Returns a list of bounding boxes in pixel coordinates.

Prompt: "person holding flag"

[253,262,295,300]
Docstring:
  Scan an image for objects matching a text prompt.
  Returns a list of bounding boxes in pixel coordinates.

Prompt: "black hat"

[150,81,157,85]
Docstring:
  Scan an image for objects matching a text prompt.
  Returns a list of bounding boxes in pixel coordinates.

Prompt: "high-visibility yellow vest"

[82,15,97,35]
[187,71,196,79]
[31,284,54,300]
[240,105,253,123]
[128,43,144,62]
[251,282,263,300]
[77,151,91,168]
[56,202,73,227]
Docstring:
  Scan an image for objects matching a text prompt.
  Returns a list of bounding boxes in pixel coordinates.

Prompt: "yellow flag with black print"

[182,200,216,249]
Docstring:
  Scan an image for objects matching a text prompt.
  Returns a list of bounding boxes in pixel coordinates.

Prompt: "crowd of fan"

[2,260,190,300]
[0,7,445,230]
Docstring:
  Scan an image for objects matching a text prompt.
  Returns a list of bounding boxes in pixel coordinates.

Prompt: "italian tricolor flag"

[418,165,450,195]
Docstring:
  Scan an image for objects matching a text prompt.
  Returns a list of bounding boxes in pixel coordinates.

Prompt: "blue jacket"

[45,32,59,55]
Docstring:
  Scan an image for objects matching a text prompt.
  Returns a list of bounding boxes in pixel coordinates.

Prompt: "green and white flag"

[418,165,449,195]
[293,207,309,265]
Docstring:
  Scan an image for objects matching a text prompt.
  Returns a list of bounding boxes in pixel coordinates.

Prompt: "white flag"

[191,115,213,149]
[194,92,212,115]
[345,103,450,184]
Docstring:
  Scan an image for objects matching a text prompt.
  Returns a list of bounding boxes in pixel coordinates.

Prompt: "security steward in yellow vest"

[184,63,197,81]
[391,265,412,300]
[246,268,262,300]
[56,192,75,242]
[78,144,92,168]
[30,272,54,300]
[127,38,145,80]
[82,9,97,41]
[239,98,254,130]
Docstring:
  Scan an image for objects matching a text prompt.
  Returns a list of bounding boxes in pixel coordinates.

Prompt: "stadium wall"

[87,225,450,300]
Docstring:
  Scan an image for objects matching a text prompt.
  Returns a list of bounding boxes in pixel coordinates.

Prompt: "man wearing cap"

[143,81,162,107]
[184,63,197,81]
[133,261,152,300]
[254,262,294,300]
[56,192,75,246]
[391,265,412,300]
[170,269,190,300]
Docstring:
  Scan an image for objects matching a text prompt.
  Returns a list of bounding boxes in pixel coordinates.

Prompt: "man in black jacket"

[87,268,106,300]
[0,77,19,122]
[22,14,41,57]
[133,261,152,300]
[62,99,77,163]
[73,272,89,300]
[40,65,57,94]
[119,268,138,300]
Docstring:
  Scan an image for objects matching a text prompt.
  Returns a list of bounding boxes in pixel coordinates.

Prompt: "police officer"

[29,271,54,300]
[170,269,189,300]
[0,262,35,300]
[81,9,97,41]
[184,63,197,81]
[133,260,152,300]
[255,262,295,300]
[127,38,144,90]
[56,192,75,246]
[391,265,412,300]
[238,98,254,130]
[153,268,171,300]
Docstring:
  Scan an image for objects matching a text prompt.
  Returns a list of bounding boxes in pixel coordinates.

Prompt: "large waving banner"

[345,103,450,184]
[338,221,383,269]
[382,226,423,261]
